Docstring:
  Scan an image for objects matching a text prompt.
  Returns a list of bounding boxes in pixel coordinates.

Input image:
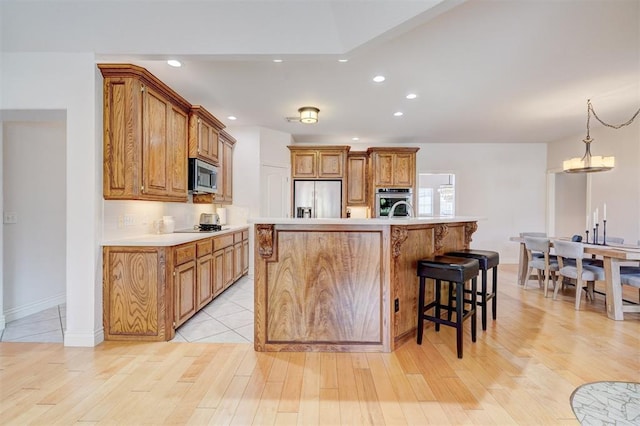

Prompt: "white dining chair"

[524,236,558,297]
[553,240,605,309]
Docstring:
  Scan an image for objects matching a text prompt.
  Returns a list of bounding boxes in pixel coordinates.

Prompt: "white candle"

[593,212,596,227]
[586,214,590,230]
[595,208,599,224]
[604,203,607,221]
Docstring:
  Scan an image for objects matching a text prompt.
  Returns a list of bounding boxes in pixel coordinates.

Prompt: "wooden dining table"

[510,236,640,320]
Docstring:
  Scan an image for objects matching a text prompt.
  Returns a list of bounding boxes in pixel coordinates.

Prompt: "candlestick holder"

[595,223,599,245]
[585,229,589,244]
[602,219,607,245]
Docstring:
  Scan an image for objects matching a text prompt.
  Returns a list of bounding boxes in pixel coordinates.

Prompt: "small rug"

[570,381,640,425]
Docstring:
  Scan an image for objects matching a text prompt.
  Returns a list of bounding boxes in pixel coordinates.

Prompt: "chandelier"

[563,99,640,173]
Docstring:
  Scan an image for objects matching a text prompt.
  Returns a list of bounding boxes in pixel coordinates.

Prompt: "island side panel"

[391,222,473,347]
[254,224,391,352]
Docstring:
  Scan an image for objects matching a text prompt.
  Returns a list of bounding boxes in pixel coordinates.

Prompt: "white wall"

[3,121,66,320]
[548,122,640,245]
[1,53,102,346]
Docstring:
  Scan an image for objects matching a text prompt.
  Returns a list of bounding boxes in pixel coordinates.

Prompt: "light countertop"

[248,216,482,226]
[102,224,249,247]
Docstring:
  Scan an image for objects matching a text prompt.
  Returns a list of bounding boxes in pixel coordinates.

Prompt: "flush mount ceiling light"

[286,106,320,124]
[563,99,640,173]
[373,75,386,83]
[167,59,181,67]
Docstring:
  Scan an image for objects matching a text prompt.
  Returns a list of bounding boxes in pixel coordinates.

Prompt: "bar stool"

[445,249,499,331]
[416,256,479,358]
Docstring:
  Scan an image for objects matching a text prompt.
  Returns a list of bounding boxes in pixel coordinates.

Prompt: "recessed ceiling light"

[373,75,386,83]
[167,60,181,67]
[273,59,283,63]
[227,116,237,121]
[406,93,418,100]
[352,137,359,141]
[393,111,404,117]
[338,59,348,63]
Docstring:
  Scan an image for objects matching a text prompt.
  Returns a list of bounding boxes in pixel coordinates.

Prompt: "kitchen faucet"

[388,201,414,218]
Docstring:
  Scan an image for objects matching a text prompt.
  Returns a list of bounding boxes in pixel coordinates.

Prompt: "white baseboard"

[64,327,104,347]
[3,293,66,323]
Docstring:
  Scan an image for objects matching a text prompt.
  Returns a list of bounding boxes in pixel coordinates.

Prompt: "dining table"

[510,236,640,321]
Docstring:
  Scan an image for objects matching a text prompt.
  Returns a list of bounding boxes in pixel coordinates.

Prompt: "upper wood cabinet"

[188,106,224,165]
[99,64,191,202]
[192,130,236,205]
[367,147,419,188]
[347,151,368,205]
[288,146,350,179]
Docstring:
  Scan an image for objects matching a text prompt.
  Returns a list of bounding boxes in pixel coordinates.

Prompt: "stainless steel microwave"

[188,158,218,194]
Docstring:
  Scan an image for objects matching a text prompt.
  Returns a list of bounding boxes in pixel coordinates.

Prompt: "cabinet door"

[196,254,213,309]
[291,151,317,178]
[234,243,243,281]
[318,151,344,178]
[174,260,197,327]
[224,246,234,288]
[142,85,170,196]
[242,239,249,275]
[393,153,415,187]
[198,119,220,164]
[347,154,367,205]
[373,153,394,187]
[213,249,225,296]
[167,105,188,198]
[223,141,233,202]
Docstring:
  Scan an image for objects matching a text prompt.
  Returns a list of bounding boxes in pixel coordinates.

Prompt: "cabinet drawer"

[175,244,196,265]
[242,230,249,241]
[213,234,234,251]
[196,239,212,257]
[234,232,243,244]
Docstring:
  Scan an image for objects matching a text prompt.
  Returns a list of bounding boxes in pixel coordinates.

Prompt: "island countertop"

[253,218,479,353]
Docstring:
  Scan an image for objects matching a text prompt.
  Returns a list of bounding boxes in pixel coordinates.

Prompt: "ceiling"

[3,0,639,145]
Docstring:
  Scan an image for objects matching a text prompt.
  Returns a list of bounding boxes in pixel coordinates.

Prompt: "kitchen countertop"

[248,216,482,225]
[102,224,249,247]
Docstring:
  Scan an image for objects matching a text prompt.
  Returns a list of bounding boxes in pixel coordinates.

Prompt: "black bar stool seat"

[416,256,479,358]
[445,249,499,331]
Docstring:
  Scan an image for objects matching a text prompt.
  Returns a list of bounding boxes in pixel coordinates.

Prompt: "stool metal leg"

[492,267,498,320]
[455,280,464,358]
[435,279,442,332]
[480,268,488,331]
[417,276,425,344]
[471,277,477,343]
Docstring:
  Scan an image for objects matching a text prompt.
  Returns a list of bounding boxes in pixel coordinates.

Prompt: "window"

[418,173,455,217]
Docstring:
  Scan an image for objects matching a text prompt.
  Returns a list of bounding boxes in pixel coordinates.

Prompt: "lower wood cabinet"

[103,227,250,341]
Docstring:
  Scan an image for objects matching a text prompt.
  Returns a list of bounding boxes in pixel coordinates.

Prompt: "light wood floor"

[1,265,638,425]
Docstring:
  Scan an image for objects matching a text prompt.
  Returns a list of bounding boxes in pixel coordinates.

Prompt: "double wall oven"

[375,188,413,218]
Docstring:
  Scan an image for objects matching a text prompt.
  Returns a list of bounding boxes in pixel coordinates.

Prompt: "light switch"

[3,212,18,224]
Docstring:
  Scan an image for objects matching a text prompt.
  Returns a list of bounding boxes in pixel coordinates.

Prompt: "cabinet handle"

[140,84,145,93]
[141,186,144,192]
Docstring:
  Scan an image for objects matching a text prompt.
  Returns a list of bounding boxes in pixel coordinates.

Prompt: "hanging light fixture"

[298,106,320,124]
[563,99,640,173]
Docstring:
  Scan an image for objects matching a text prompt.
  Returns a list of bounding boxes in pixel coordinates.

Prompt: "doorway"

[548,170,588,238]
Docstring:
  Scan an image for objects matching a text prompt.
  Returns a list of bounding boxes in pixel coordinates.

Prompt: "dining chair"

[523,236,558,297]
[553,240,605,309]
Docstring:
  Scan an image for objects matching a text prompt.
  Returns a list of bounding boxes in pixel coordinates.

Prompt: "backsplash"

[102,199,251,241]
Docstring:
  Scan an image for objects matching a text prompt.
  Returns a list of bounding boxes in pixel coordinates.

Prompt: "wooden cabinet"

[196,239,214,310]
[367,148,419,188]
[346,151,368,205]
[288,146,350,179]
[102,247,171,341]
[174,243,197,327]
[99,64,191,202]
[193,130,235,204]
[103,227,250,341]
[188,106,224,165]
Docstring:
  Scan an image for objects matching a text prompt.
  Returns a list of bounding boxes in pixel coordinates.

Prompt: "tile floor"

[0,275,254,344]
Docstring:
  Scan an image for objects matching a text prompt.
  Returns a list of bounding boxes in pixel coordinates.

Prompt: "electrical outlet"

[3,212,18,224]
[124,214,136,227]
[394,298,399,312]
[117,215,124,229]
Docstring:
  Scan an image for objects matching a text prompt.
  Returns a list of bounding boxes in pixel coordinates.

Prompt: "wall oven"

[375,188,413,218]
[188,158,218,194]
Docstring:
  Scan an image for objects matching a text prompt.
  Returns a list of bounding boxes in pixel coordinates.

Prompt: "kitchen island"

[251,217,479,352]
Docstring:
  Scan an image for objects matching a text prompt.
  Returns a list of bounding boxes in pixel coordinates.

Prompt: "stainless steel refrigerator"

[293,180,342,218]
